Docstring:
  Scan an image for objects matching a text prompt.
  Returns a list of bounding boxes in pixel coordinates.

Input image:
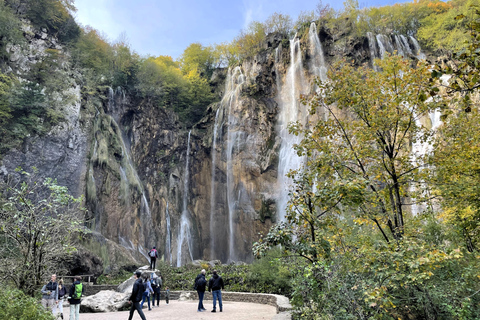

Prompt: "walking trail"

[63,299,277,320]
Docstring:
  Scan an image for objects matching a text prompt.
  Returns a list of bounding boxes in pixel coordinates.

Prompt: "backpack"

[72,283,83,299]
[149,250,156,257]
[151,278,157,288]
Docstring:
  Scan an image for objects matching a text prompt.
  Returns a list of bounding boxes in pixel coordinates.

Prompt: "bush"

[0,286,54,320]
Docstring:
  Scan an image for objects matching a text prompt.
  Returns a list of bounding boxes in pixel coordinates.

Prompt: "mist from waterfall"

[224,67,245,262]
[210,108,220,260]
[177,131,194,266]
[275,36,308,222]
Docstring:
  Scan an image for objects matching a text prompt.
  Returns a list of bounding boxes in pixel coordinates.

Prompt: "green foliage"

[179,42,218,79]
[418,0,474,52]
[0,286,54,320]
[0,169,88,296]
[72,27,112,76]
[135,55,216,127]
[0,1,24,65]
[264,12,293,36]
[247,248,291,295]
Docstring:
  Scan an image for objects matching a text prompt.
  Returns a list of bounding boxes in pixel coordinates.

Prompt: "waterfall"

[400,35,413,56]
[308,22,328,82]
[224,67,245,262]
[177,131,194,266]
[409,36,426,60]
[210,108,220,259]
[394,35,405,57]
[376,35,387,60]
[367,32,379,70]
[165,202,172,264]
[276,36,308,222]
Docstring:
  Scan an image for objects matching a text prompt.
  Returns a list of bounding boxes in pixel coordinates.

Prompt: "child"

[165,286,170,305]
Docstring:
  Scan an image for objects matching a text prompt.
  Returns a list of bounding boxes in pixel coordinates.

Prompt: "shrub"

[0,286,55,320]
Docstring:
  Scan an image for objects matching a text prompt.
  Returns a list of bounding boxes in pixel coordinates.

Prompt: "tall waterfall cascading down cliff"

[275,23,328,221]
[224,67,246,262]
[275,36,308,222]
[210,108,221,260]
[177,131,194,266]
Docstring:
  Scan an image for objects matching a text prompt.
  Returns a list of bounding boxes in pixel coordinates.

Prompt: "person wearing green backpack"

[68,276,84,320]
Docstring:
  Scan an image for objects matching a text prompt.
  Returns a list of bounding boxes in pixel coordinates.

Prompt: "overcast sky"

[74,0,410,59]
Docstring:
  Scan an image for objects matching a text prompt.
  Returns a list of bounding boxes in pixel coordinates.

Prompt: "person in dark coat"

[128,271,147,320]
[68,276,84,320]
[208,270,224,312]
[148,246,158,270]
[194,269,207,312]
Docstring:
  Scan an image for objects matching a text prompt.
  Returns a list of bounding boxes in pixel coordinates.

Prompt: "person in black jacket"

[208,270,225,312]
[128,271,147,320]
[194,269,207,312]
[68,276,84,320]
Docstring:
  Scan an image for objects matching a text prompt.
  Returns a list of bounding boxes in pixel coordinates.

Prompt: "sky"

[74,0,411,59]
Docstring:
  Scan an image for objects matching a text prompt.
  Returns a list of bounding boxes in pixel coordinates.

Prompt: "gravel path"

[63,299,277,320]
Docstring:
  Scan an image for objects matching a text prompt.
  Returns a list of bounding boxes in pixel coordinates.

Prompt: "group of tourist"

[40,246,224,320]
[41,274,84,320]
[194,268,225,313]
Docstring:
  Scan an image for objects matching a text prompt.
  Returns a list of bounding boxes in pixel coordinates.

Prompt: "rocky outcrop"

[80,290,130,312]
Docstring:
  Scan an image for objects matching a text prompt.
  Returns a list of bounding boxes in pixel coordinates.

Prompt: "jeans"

[141,291,151,310]
[150,257,156,270]
[212,290,222,311]
[197,290,205,310]
[69,304,80,320]
[128,301,146,320]
[153,287,161,306]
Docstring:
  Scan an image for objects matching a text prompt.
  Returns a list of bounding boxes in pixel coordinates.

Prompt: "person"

[128,271,147,320]
[148,246,158,270]
[164,286,170,305]
[57,278,68,319]
[68,276,84,320]
[194,269,207,312]
[41,274,58,315]
[151,273,162,308]
[208,270,224,313]
[141,273,154,311]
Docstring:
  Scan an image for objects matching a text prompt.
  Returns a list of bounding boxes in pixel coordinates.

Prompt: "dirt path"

[63,299,277,320]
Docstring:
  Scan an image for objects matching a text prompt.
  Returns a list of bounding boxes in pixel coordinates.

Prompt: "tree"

[0,168,87,296]
[429,6,480,252]
[179,43,217,79]
[300,55,439,242]
[264,12,293,36]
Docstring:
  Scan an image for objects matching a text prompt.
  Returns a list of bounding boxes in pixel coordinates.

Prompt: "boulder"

[117,276,136,294]
[179,291,195,301]
[80,290,130,312]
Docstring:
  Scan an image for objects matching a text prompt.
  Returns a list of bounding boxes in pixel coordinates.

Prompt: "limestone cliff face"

[1,21,427,268]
